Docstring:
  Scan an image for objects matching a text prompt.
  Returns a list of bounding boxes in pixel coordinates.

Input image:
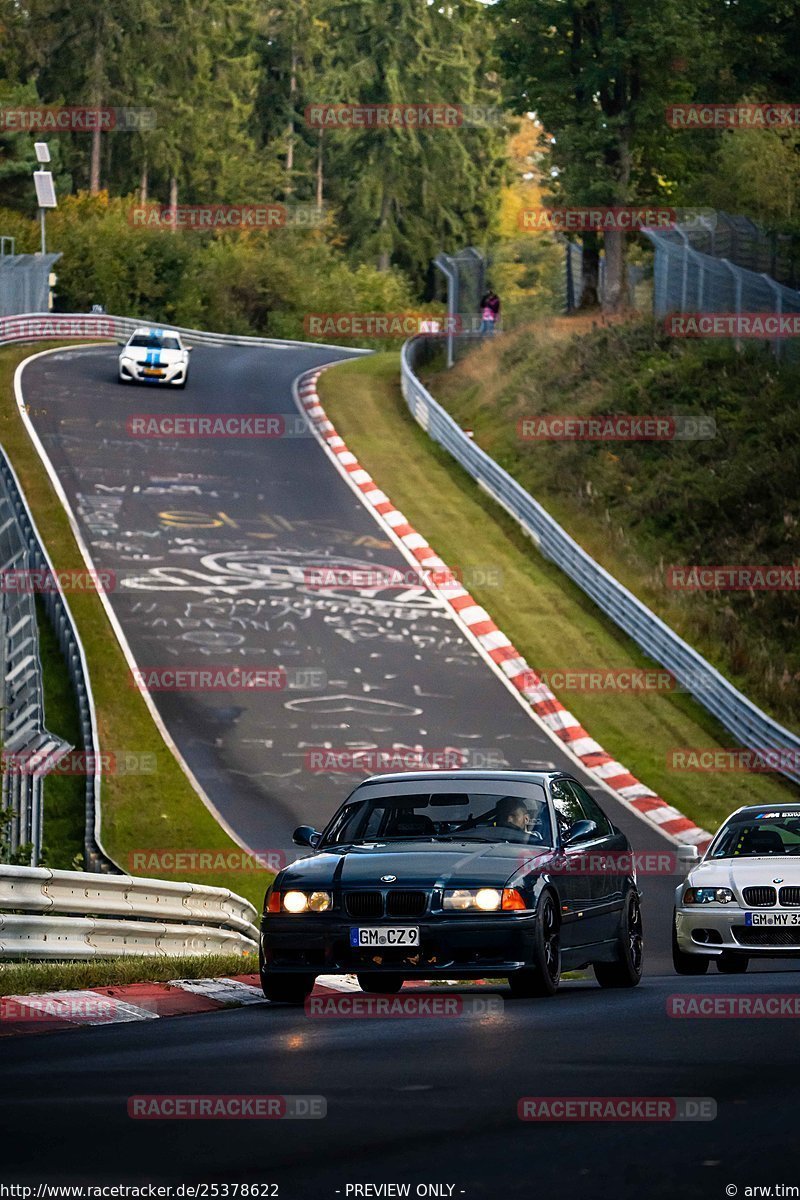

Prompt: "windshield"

[321,783,552,847]
[708,811,800,858]
[129,334,181,350]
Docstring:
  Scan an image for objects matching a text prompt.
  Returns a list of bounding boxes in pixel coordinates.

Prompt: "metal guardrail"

[400,335,800,787]
[0,451,116,872]
[0,864,259,959]
[0,456,72,866]
[0,312,373,354]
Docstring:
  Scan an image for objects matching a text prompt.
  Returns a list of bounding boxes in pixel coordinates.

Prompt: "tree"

[317,0,506,287]
[495,0,712,312]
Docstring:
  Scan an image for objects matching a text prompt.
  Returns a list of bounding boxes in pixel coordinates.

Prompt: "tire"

[671,911,709,975]
[118,375,131,385]
[508,890,561,998]
[593,890,644,989]
[356,973,404,994]
[260,969,315,1004]
[716,952,749,974]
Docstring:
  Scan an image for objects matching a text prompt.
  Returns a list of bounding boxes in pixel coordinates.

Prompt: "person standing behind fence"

[480,287,500,334]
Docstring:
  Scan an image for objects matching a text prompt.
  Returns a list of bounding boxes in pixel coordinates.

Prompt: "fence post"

[760,273,784,363]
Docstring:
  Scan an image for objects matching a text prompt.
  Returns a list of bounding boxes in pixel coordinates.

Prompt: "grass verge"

[423,317,800,730]
[1,342,270,907]
[317,353,798,836]
[0,952,257,997]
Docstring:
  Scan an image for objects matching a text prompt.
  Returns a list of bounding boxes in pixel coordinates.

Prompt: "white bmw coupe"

[673,802,800,974]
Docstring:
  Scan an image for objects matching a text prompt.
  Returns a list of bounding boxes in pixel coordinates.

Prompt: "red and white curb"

[0,973,503,1037]
[295,367,712,853]
[0,973,364,1038]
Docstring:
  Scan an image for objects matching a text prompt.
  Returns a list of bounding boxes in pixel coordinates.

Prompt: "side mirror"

[293,825,321,848]
[117,341,129,347]
[186,346,193,352]
[563,819,598,846]
[676,844,700,873]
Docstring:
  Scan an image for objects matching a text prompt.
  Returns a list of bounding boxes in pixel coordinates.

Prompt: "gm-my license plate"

[745,912,800,926]
[350,926,420,948]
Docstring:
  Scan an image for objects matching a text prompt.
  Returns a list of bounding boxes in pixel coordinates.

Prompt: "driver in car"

[495,797,531,831]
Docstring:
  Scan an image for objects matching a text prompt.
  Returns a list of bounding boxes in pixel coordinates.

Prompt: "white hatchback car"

[118,327,191,388]
[673,803,800,974]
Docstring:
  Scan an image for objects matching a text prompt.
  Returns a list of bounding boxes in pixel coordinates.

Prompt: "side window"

[566,781,613,838]
[550,779,584,839]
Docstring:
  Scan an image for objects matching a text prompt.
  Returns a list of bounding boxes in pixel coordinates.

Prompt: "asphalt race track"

[8,342,799,1198]
[2,973,799,1197]
[19,345,679,881]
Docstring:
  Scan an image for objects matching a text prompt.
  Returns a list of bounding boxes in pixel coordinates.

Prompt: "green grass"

[422,317,800,731]
[0,343,271,907]
[317,353,798,836]
[0,953,257,997]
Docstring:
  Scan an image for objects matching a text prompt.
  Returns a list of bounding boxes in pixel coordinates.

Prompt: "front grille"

[344,891,383,918]
[742,886,777,907]
[386,890,427,918]
[733,926,800,948]
[779,886,800,907]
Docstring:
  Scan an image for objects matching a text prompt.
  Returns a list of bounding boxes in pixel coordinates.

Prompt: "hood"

[124,346,186,364]
[688,856,800,897]
[277,841,548,890]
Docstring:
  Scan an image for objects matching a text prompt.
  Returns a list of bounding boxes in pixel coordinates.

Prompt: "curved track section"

[18,346,665,855]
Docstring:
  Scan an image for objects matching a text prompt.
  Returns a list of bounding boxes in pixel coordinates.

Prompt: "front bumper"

[261,914,541,977]
[119,359,187,385]
[676,906,800,957]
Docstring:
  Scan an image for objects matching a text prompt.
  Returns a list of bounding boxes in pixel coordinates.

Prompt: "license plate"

[745,911,800,926]
[350,926,420,948]
[143,367,162,376]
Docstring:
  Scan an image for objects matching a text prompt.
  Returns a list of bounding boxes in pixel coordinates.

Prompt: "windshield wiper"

[436,835,498,843]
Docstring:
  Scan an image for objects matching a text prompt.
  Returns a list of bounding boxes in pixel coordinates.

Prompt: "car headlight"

[280,890,332,913]
[443,887,504,912]
[683,886,735,905]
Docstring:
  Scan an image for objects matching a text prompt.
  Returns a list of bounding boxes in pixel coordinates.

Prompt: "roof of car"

[355,769,566,785]
[131,326,179,338]
[728,803,800,817]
